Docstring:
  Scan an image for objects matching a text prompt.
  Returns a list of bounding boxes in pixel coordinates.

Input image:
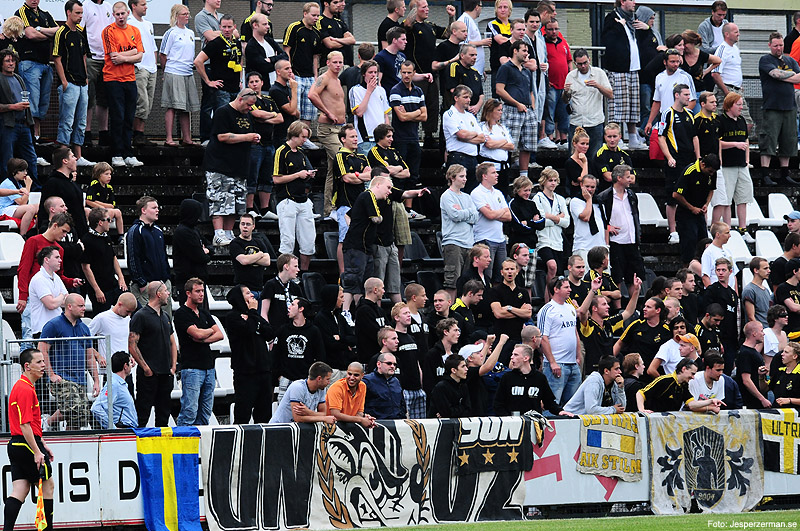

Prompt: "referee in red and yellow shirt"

[4,348,54,531]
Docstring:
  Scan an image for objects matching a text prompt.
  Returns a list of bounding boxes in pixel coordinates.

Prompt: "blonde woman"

[0,15,24,49]
[532,167,569,289]
[486,0,513,95]
[159,4,199,146]
[564,126,589,197]
[479,98,515,193]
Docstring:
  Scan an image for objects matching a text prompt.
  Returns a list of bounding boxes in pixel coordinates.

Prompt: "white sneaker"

[263,211,279,220]
[628,137,647,150]
[538,137,558,149]
[36,156,51,166]
[124,156,144,167]
[247,210,262,219]
[617,140,629,150]
[111,156,126,167]
[407,209,426,221]
[342,309,355,327]
[556,141,568,151]
[212,233,233,246]
[325,210,338,222]
[668,232,680,244]
[302,139,321,150]
[741,231,755,244]
[201,140,210,147]
[313,212,322,219]
[528,162,543,170]
[76,157,96,167]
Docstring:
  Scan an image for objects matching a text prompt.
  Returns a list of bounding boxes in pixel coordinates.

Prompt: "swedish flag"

[135,427,202,531]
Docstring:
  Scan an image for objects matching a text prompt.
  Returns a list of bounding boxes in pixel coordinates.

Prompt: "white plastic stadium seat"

[28,192,41,205]
[733,200,782,227]
[207,289,232,312]
[210,315,231,354]
[214,357,234,398]
[755,230,782,261]
[636,193,668,228]
[726,231,753,265]
[741,268,753,287]
[768,193,793,221]
[0,232,26,269]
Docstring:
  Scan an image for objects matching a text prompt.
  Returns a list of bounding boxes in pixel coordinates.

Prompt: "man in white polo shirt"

[443,84,484,192]
[538,276,581,406]
[28,247,68,338]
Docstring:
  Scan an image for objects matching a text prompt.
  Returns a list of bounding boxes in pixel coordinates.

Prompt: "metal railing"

[1,334,115,433]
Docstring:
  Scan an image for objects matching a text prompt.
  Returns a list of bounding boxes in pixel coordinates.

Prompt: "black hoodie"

[224,285,274,373]
[313,285,356,369]
[173,199,210,286]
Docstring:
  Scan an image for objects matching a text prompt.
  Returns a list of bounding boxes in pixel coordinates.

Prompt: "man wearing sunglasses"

[363,330,407,419]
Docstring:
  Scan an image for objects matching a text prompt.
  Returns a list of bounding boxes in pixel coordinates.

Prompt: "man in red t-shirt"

[4,348,55,531]
[542,18,572,149]
[101,1,144,167]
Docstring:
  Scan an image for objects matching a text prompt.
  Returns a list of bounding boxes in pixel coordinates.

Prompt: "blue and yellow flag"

[135,427,202,531]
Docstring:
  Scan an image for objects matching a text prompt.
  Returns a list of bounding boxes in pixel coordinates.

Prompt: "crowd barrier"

[2,412,800,530]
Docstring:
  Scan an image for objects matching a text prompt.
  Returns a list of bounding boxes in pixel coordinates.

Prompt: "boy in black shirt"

[487,258,532,364]
[672,154,719,266]
[268,59,299,147]
[702,257,740,373]
[260,252,304,329]
[734,321,771,409]
[230,213,272,296]
[428,354,471,418]
[273,121,316,270]
[494,344,572,417]
[245,72,282,216]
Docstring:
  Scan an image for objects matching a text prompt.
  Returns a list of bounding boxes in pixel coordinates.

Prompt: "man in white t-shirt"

[470,162,510,283]
[538,277,581,406]
[689,352,726,404]
[457,0,489,78]
[569,175,605,263]
[644,49,697,136]
[711,22,753,132]
[127,0,158,146]
[28,247,68,337]
[701,221,738,287]
[89,291,138,361]
[349,60,391,155]
[443,85,484,191]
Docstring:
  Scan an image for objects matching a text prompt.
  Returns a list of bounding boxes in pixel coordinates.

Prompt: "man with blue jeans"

[0,49,39,188]
[174,278,223,426]
[53,0,95,167]
[538,276,582,407]
[15,0,57,144]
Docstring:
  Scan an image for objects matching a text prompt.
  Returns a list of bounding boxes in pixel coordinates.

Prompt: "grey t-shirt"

[194,8,222,48]
[741,282,772,328]
[270,379,327,423]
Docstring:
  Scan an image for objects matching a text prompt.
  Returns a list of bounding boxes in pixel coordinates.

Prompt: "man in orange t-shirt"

[101,1,144,167]
[325,361,376,428]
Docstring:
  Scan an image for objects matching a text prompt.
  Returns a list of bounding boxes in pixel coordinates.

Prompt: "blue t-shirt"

[495,61,533,107]
[41,314,93,384]
[389,82,425,142]
[375,48,405,93]
[269,379,327,423]
[0,178,22,209]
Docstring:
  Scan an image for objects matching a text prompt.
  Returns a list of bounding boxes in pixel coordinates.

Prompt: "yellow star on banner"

[482,449,495,464]
[458,452,469,466]
[507,448,519,463]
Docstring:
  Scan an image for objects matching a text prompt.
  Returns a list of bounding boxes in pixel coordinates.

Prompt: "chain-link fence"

[1,334,117,433]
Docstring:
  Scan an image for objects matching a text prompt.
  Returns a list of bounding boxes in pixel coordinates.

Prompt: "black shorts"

[537,246,562,271]
[7,435,52,483]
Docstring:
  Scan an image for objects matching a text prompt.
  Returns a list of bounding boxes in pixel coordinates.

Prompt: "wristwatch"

[35,26,42,32]
[506,305,513,312]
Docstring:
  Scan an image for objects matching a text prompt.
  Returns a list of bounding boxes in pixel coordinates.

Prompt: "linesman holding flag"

[4,348,55,531]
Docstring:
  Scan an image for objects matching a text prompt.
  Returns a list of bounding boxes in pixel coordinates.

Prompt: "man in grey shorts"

[127,0,158,146]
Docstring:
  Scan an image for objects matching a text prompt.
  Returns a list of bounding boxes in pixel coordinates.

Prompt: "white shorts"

[709,169,728,208]
[277,198,316,255]
[1,205,19,217]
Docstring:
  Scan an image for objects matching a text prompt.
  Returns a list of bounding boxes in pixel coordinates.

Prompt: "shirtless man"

[309,50,347,219]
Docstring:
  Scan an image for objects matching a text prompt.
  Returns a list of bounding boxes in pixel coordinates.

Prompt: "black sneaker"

[98,130,111,147]
[83,130,94,148]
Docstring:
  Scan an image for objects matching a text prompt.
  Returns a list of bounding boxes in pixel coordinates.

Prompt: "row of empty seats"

[638,192,793,229]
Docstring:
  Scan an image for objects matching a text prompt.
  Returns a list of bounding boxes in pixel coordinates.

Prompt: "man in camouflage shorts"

[37,294,100,430]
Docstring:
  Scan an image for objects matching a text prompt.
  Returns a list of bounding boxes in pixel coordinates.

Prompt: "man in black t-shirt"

[273,121,316,270]
[194,15,242,106]
[202,89,260,246]
[440,42,484,111]
[317,0,355,66]
[283,4,322,120]
[174,278,223,426]
[614,297,670,373]
[269,59,299,146]
[735,321,771,409]
[487,259,532,364]
[80,207,126,313]
[403,0,455,146]
[333,124,372,272]
[673,154,719,266]
[229,213,271,296]
[15,0,58,139]
[702,257,740,373]
[260,252,304,330]
[245,71,282,215]
[433,21,465,106]
[378,0,405,50]
[53,1,93,165]
[775,258,800,336]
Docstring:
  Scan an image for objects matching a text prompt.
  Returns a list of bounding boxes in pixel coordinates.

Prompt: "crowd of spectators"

[4,0,800,431]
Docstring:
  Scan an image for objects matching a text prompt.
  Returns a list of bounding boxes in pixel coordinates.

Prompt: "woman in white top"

[648,317,688,379]
[159,4,199,146]
[532,167,569,290]
[478,99,515,194]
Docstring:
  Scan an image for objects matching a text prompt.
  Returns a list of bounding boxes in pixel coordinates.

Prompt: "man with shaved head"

[325,361,376,428]
[129,280,177,427]
[38,293,100,429]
